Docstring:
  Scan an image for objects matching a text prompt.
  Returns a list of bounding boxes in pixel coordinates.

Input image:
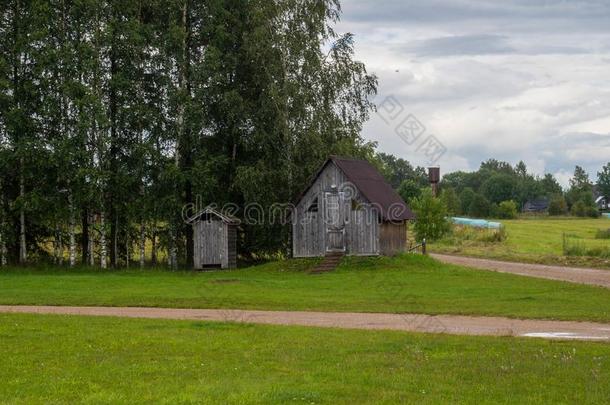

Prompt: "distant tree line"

[389,158,610,219]
[0,0,377,267]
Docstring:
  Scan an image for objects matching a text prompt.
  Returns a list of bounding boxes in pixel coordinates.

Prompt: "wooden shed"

[188,207,240,269]
[292,156,415,258]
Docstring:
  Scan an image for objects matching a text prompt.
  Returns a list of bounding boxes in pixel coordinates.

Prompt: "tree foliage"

[0,0,377,267]
[598,163,610,198]
[569,166,592,193]
[495,200,518,219]
[411,188,450,242]
[397,179,422,204]
[566,166,597,213]
[468,194,491,218]
[480,173,516,204]
[459,188,476,215]
[436,160,608,218]
[440,187,460,216]
[376,153,427,189]
[439,159,566,214]
[548,195,568,216]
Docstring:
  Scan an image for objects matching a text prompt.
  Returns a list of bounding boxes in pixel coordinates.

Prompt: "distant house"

[523,198,549,213]
[292,156,415,258]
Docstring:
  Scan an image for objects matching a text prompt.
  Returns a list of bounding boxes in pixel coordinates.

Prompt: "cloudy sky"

[336,0,610,186]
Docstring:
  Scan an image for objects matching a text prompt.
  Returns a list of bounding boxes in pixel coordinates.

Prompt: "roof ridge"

[329,155,368,162]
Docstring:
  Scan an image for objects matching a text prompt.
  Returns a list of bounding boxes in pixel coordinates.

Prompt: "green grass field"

[0,313,608,404]
[432,217,610,268]
[2,255,610,322]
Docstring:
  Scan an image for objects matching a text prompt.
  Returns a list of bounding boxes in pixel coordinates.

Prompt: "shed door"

[200,219,223,265]
[324,191,346,252]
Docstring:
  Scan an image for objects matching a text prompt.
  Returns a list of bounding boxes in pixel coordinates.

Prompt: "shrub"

[585,247,610,258]
[563,240,587,256]
[571,201,587,217]
[496,200,518,219]
[468,193,491,218]
[571,201,599,218]
[596,229,610,239]
[478,226,508,243]
[449,225,478,241]
[564,244,610,259]
[411,188,451,242]
[446,225,507,244]
[548,195,568,216]
[586,206,600,218]
[563,234,610,258]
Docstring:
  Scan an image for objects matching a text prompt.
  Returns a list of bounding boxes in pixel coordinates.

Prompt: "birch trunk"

[169,229,177,270]
[81,210,89,265]
[88,213,95,266]
[92,11,105,270]
[58,231,64,266]
[0,232,6,267]
[1,190,7,266]
[151,222,157,266]
[0,221,5,267]
[113,217,118,267]
[167,3,188,271]
[54,224,61,264]
[139,221,145,268]
[125,233,130,268]
[100,211,107,269]
[19,158,26,264]
[68,192,76,268]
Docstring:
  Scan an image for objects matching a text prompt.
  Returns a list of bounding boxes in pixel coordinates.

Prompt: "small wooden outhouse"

[188,207,240,269]
[292,156,415,257]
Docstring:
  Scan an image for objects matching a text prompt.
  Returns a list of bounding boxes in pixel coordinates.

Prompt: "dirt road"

[431,253,610,288]
[1,305,609,341]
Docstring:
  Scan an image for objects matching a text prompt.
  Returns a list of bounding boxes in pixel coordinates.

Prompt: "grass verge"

[432,217,610,269]
[1,313,609,404]
[1,254,610,322]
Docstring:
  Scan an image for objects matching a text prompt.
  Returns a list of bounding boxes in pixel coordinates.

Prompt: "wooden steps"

[310,252,344,274]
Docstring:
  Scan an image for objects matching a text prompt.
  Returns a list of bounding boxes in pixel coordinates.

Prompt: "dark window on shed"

[351,199,364,211]
[307,195,319,213]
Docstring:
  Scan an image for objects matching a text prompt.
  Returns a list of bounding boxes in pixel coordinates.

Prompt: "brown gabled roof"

[296,156,415,221]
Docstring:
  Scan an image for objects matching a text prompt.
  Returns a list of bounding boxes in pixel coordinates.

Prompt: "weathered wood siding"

[346,209,379,255]
[293,161,380,257]
[193,219,236,269]
[379,221,407,256]
[227,224,237,268]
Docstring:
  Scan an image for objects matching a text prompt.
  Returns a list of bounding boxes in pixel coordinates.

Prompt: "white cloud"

[337,0,610,183]
[554,169,574,188]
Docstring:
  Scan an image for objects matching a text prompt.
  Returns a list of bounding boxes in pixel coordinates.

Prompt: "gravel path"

[1,305,609,341]
[431,253,610,289]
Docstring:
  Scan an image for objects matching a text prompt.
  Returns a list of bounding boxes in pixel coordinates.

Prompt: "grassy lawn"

[432,217,610,269]
[1,313,608,404]
[1,255,610,322]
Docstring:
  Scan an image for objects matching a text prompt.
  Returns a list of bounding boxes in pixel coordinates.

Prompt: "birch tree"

[0,184,6,267]
[0,0,378,265]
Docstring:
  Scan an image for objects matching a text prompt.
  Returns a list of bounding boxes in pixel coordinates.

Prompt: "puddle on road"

[521,332,609,341]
